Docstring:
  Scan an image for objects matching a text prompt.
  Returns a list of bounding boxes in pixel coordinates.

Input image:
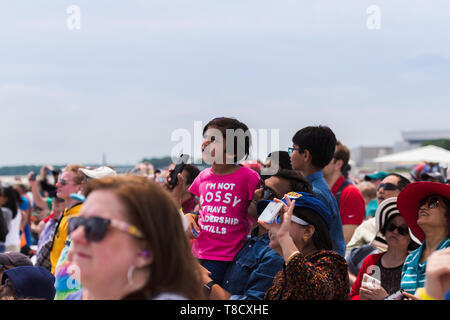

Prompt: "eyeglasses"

[385,223,409,236]
[288,147,304,156]
[68,216,144,242]
[418,196,442,210]
[377,183,400,191]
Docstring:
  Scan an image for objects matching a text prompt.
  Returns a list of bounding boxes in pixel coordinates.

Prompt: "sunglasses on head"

[377,183,400,191]
[68,216,144,242]
[385,223,409,236]
[418,196,443,210]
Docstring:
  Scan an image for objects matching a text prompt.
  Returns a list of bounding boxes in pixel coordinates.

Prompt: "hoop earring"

[127,265,136,288]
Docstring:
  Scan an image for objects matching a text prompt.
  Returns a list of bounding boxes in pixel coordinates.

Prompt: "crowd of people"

[0,116,449,301]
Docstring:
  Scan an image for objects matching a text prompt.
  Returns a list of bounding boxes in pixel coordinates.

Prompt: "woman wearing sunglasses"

[397,181,450,298]
[350,197,420,300]
[66,175,205,300]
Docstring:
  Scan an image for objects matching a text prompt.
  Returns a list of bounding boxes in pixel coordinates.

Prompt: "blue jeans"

[0,244,5,253]
[200,260,231,286]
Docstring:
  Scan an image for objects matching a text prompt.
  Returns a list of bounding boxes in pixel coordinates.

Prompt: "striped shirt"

[401,238,450,295]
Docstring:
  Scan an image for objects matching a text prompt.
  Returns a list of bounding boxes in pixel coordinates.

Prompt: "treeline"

[0,165,64,176]
[422,139,450,151]
[0,155,209,176]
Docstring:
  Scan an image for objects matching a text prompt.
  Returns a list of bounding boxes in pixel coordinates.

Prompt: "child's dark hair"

[203,117,252,163]
[292,125,336,169]
[0,186,21,219]
[273,169,314,195]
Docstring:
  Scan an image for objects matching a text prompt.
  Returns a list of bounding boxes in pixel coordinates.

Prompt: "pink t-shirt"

[189,166,261,261]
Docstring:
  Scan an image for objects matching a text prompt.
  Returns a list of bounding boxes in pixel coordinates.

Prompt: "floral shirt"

[265,250,350,300]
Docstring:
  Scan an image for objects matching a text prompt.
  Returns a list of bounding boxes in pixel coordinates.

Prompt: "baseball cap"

[0,252,33,268]
[2,266,56,300]
[79,166,117,179]
[364,171,389,181]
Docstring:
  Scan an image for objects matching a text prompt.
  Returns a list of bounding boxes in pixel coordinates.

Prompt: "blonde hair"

[64,164,86,185]
[359,182,377,199]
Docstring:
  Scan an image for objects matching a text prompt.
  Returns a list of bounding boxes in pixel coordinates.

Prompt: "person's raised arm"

[27,171,49,211]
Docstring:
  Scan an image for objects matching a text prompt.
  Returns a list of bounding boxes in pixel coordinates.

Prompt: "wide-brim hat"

[397,181,450,243]
[375,197,421,247]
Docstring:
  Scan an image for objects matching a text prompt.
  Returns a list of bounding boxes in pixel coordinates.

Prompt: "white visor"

[291,215,310,226]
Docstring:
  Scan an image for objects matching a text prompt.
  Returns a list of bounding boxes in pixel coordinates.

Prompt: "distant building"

[352,130,450,170]
[400,130,450,148]
[352,146,393,169]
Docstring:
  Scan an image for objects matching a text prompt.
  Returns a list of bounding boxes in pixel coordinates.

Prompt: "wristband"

[185,213,197,221]
[286,251,300,265]
[203,280,216,294]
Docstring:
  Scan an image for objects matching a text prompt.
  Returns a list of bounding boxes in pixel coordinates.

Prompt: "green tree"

[422,139,450,151]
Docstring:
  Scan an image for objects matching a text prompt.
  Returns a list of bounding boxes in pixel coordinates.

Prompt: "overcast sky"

[0,1,449,166]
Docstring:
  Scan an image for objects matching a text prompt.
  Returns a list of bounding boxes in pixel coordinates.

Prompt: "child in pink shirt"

[188,117,261,285]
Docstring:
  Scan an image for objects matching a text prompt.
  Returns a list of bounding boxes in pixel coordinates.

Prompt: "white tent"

[373,145,450,165]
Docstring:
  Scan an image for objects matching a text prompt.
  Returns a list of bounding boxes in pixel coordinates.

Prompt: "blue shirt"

[222,228,284,300]
[306,171,346,257]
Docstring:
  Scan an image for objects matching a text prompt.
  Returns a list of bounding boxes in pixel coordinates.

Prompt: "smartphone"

[362,273,381,288]
[29,172,37,181]
[169,154,190,187]
[384,290,405,300]
[258,202,283,224]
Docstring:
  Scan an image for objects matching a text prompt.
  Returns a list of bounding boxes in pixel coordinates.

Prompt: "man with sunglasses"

[198,169,313,300]
[51,166,117,300]
[348,173,410,251]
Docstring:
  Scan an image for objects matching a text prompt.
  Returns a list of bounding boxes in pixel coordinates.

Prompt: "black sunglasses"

[68,216,144,242]
[377,183,400,191]
[58,178,69,186]
[262,185,277,201]
[385,223,409,236]
[418,196,442,210]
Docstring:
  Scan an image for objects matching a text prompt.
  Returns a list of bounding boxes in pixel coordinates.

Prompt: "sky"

[0,1,449,166]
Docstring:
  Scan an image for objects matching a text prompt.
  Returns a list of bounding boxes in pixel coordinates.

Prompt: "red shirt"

[350,253,383,300]
[331,175,365,226]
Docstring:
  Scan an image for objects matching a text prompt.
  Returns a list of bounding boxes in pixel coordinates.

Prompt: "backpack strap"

[335,178,352,208]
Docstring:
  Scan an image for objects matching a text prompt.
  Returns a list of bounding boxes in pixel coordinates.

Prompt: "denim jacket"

[222,228,284,300]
